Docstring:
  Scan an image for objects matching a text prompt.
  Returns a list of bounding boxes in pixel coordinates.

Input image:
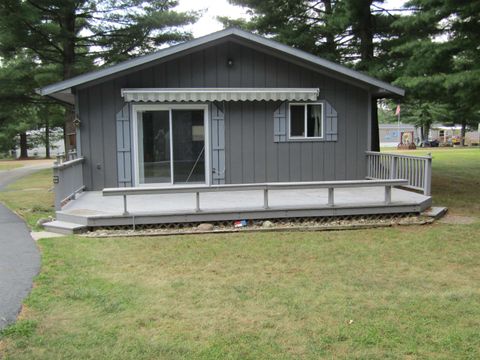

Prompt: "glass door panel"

[138,110,171,184]
[171,110,205,184]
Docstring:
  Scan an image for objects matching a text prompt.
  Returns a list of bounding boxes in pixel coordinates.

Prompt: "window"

[289,103,323,139]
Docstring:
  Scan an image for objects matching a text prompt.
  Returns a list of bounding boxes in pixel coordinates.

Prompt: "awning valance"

[121,88,319,102]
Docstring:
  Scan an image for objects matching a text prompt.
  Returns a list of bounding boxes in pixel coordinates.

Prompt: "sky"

[175,0,408,38]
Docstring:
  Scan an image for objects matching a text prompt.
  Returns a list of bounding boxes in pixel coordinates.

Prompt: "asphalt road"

[0,163,51,329]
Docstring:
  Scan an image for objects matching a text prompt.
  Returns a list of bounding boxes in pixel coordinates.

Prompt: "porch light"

[73,116,81,128]
[227,58,234,67]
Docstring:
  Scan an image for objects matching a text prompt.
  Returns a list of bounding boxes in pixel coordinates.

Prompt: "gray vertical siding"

[77,40,370,190]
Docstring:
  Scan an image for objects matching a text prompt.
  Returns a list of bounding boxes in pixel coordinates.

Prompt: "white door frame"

[131,103,211,187]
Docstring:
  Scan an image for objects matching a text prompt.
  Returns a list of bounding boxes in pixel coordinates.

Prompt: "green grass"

[0,169,55,230]
[0,162,23,171]
[1,149,479,359]
[383,148,480,215]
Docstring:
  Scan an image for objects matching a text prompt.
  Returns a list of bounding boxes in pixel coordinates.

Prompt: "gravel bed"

[84,214,433,238]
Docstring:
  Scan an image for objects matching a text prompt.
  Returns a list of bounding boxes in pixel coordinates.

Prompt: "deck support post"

[123,195,128,215]
[385,186,392,204]
[195,192,200,212]
[328,187,334,206]
[263,188,269,209]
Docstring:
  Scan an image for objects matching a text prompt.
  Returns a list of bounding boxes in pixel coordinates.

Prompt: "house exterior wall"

[77,40,370,190]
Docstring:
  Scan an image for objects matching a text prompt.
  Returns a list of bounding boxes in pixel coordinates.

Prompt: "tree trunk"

[420,126,424,143]
[355,1,378,150]
[371,98,380,151]
[19,132,28,159]
[460,120,466,146]
[354,0,374,70]
[321,0,337,58]
[45,117,50,159]
[61,5,77,153]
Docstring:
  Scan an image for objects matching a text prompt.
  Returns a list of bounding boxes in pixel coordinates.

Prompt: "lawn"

[0,162,23,171]
[0,148,479,359]
[0,169,55,230]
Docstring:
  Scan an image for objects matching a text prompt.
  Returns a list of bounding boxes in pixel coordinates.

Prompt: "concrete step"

[43,220,87,235]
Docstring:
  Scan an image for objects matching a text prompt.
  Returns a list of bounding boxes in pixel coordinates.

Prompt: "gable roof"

[38,28,404,102]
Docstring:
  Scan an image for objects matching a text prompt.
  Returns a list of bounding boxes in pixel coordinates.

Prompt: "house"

[38,28,432,234]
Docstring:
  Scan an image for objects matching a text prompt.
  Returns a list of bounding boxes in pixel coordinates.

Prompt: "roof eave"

[39,27,405,99]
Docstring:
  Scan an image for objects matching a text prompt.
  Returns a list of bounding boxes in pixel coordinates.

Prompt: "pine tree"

[391,0,480,145]
[0,0,197,155]
[221,0,408,150]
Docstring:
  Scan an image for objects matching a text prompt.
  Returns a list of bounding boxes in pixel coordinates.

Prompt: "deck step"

[422,206,448,219]
[43,220,87,235]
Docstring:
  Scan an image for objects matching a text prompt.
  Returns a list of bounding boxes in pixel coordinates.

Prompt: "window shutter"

[211,102,225,184]
[116,104,132,187]
[273,101,287,142]
[324,100,338,141]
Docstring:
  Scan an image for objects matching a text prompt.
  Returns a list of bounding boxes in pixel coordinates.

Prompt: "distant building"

[380,123,479,147]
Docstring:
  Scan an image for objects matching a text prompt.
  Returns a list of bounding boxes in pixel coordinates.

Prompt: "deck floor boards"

[58,187,431,227]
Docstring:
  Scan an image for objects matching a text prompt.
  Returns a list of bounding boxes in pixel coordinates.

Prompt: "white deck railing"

[53,156,85,210]
[366,151,432,195]
[103,179,408,215]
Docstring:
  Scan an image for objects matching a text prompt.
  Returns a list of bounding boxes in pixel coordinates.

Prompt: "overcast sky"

[175,0,408,37]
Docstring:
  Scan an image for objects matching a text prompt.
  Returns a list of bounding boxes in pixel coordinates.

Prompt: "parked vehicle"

[420,139,439,147]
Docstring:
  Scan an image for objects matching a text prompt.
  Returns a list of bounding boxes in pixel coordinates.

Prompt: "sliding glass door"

[136,107,206,186]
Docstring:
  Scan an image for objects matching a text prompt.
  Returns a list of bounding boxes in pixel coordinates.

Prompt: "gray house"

[39,28,432,233]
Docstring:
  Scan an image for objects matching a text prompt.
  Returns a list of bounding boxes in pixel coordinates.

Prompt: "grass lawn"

[0,169,55,230]
[383,147,480,215]
[0,162,23,171]
[1,148,479,359]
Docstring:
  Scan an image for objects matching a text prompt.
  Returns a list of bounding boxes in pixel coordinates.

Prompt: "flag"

[395,104,401,116]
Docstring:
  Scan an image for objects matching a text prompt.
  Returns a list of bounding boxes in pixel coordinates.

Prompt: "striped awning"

[121,88,319,102]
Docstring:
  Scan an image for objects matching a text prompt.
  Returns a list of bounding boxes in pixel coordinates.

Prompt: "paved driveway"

[0,163,51,329]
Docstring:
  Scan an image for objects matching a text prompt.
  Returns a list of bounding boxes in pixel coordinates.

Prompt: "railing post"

[263,188,269,209]
[366,154,370,178]
[328,187,334,206]
[423,154,432,196]
[385,185,392,204]
[195,192,200,212]
[390,155,398,179]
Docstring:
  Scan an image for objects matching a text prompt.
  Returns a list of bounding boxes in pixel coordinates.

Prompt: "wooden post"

[424,155,432,196]
[328,187,334,206]
[385,186,391,204]
[195,192,200,212]
[263,188,269,209]
[123,195,128,215]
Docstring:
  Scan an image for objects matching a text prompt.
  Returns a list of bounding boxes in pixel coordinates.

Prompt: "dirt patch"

[438,214,478,225]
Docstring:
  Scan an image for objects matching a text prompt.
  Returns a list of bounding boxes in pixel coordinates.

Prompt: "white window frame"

[288,102,324,140]
[131,103,210,187]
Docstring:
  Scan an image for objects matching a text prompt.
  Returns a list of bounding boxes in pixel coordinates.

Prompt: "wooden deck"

[53,186,432,229]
